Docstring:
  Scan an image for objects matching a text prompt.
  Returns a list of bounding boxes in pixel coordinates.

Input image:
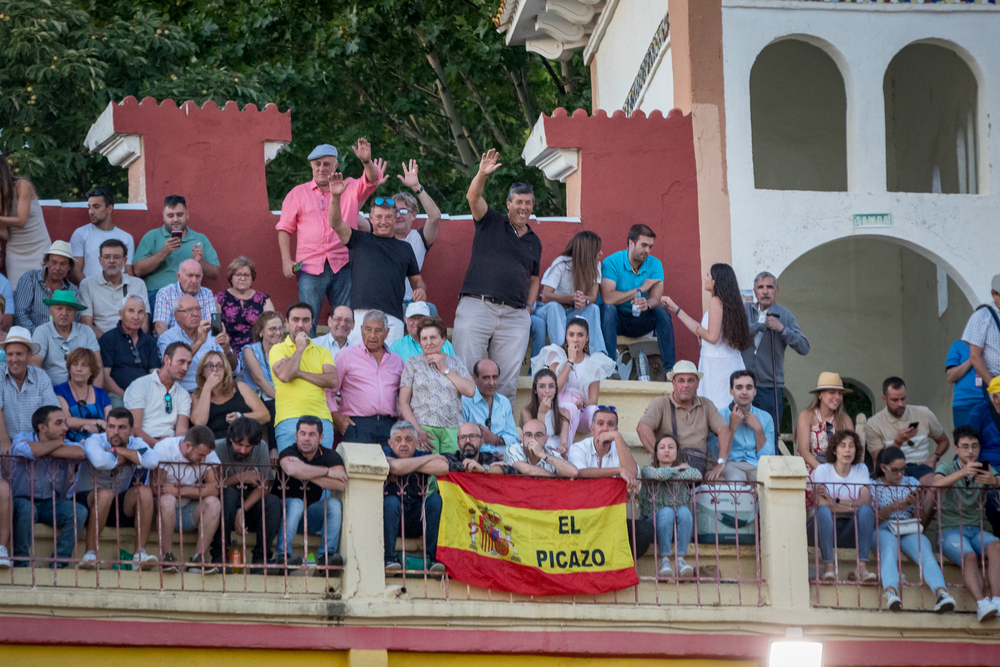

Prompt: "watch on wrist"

[444,368,451,376]
[717,457,725,465]
[414,185,425,194]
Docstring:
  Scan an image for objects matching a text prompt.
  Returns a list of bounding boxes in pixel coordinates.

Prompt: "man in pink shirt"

[331,310,404,445]
[276,140,383,335]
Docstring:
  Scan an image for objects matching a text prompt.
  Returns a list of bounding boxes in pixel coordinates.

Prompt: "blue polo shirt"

[389,334,455,362]
[947,340,984,408]
[720,405,775,465]
[99,322,162,393]
[461,388,519,454]
[601,249,664,314]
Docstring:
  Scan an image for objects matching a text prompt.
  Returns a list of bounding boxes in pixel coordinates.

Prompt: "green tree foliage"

[0,0,590,214]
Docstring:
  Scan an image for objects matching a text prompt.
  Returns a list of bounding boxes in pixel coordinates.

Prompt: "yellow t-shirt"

[269,337,335,424]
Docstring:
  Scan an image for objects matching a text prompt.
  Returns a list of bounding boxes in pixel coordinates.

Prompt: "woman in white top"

[531,318,616,444]
[807,430,876,583]
[0,155,52,287]
[530,231,606,357]
[663,263,751,410]
[520,368,570,454]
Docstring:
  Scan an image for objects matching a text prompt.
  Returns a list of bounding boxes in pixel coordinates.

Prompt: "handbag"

[887,517,923,536]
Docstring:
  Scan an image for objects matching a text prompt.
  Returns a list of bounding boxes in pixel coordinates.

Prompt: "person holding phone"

[157,295,235,392]
[152,259,218,335]
[133,195,220,311]
[865,376,950,485]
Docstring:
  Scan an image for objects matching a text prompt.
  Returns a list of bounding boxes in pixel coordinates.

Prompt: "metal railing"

[807,480,997,613]
[0,454,342,594]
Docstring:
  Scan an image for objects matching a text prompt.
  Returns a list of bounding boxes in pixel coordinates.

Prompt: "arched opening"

[778,237,973,439]
[884,43,979,194]
[750,39,848,192]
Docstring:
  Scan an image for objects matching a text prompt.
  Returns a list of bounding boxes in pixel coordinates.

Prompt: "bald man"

[444,422,512,474]
[461,359,519,458]
[504,419,578,478]
[152,259,217,335]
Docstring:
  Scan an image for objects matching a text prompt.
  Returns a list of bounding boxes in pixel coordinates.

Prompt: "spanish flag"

[437,473,639,596]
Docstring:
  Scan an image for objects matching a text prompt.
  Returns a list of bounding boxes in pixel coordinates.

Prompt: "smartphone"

[293,261,303,272]
[170,229,183,240]
[976,461,990,472]
[908,421,920,430]
[210,313,223,336]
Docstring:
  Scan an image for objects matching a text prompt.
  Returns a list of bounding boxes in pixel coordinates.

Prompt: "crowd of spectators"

[1,147,1000,619]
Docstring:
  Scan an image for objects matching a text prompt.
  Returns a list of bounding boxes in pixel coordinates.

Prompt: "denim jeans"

[809,505,875,564]
[297,261,352,336]
[276,496,342,558]
[274,418,334,453]
[343,415,396,445]
[753,385,784,445]
[651,505,693,559]
[601,304,675,372]
[877,525,946,592]
[383,494,442,563]
[532,301,606,356]
[213,487,282,563]
[13,497,88,563]
[940,525,1000,565]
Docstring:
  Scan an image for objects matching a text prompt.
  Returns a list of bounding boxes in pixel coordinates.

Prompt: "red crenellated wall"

[42,102,702,362]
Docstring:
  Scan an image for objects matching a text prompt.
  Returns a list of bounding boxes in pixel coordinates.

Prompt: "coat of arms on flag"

[437,472,638,596]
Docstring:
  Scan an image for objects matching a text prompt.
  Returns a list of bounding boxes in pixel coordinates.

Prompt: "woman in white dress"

[519,368,570,454]
[531,318,616,443]
[662,263,752,410]
[0,155,52,287]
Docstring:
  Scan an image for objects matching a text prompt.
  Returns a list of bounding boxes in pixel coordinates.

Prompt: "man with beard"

[14,240,79,332]
[124,341,193,445]
[444,422,512,474]
[75,407,159,570]
[70,187,135,282]
[211,417,280,569]
[504,419,579,478]
[453,148,542,405]
[866,376,949,485]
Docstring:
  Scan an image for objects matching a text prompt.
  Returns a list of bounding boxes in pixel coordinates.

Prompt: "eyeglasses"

[458,434,482,442]
[164,392,173,414]
[524,431,547,440]
[397,208,410,215]
[885,465,906,474]
[176,307,200,315]
[203,363,225,371]
[957,444,980,451]
[374,197,395,207]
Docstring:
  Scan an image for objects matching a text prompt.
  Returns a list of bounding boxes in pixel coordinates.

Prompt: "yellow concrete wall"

[0,646,350,667]
[390,654,754,667]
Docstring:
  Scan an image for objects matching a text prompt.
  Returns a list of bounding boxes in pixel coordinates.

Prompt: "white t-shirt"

[154,435,221,487]
[568,436,622,471]
[70,224,136,279]
[123,371,192,439]
[403,228,430,300]
[540,255,602,295]
[811,463,871,501]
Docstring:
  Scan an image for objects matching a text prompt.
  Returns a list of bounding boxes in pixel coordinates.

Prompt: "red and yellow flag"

[436,473,638,596]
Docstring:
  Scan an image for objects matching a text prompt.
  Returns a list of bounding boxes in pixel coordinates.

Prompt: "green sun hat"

[42,289,87,311]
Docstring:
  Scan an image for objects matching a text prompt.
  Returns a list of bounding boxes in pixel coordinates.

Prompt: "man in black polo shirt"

[382,420,448,573]
[454,148,542,405]
[327,173,425,346]
[98,294,161,407]
[275,416,346,569]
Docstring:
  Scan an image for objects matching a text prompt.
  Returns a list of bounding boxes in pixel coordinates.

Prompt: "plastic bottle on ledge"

[637,350,651,382]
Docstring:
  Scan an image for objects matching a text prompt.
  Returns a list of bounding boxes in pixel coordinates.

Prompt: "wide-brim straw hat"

[666,360,703,381]
[809,371,852,394]
[0,326,40,355]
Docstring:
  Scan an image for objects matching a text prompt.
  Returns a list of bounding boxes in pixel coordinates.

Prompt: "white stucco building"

[498,0,1000,430]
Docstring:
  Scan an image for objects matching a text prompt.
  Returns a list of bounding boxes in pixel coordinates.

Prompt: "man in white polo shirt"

[124,341,193,446]
[79,239,148,338]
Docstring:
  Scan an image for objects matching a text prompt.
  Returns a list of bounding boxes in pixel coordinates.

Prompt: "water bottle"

[637,350,651,382]
[631,298,641,317]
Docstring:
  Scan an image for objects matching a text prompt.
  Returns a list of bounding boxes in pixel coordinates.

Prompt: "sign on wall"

[852,213,893,228]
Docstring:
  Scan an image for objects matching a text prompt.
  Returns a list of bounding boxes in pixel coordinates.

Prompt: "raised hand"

[661,295,678,312]
[328,172,349,197]
[372,158,389,187]
[478,148,502,176]
[398,159,421,190]
[351,138,372,163]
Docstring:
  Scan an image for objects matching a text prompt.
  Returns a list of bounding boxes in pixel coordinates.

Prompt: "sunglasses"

[130,344,143,368]
[397,208,410,215]
[164,392,173,415]
[60,343,70,356]
[374,197,395,207]
[596,405,617,412]
[484,417,492,430]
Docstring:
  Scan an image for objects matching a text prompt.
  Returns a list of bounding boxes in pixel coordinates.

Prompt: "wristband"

[414,185,425,195]
[674,306,681,315]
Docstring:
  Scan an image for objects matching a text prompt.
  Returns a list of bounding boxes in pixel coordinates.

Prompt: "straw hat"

[808,372,852,395]
[0,326,40,355]
[666,360,703,381]
[44,240,74,261]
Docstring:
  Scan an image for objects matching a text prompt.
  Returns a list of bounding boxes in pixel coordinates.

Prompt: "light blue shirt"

[601,249,665,315]
[461,388,519,454]
[11,432,82,499]
[389,334,455,362]
[157,324,224,392]
[720,404,774,464]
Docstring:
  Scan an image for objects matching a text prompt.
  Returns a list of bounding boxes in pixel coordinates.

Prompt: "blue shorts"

[940,525,1000,565]
[175,501,200,533]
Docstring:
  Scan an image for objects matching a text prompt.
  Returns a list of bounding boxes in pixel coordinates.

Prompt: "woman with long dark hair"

[663,263,751,409]
[530,230,606,356]
[519,368,570,454]
[0,154,52,287]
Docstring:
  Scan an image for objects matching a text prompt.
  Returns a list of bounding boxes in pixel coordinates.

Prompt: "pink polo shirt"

[275,173,379,275]
[332,343,404,417]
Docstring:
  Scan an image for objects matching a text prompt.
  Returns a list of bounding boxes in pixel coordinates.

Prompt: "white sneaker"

[677,557,694,578]
[977,598,998,622]
[657,557,673,577]
[132,550,158,570]
[0,545,10,569]
[934,592,956,613]
[884,589,902,612]
[80,550,98,570]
